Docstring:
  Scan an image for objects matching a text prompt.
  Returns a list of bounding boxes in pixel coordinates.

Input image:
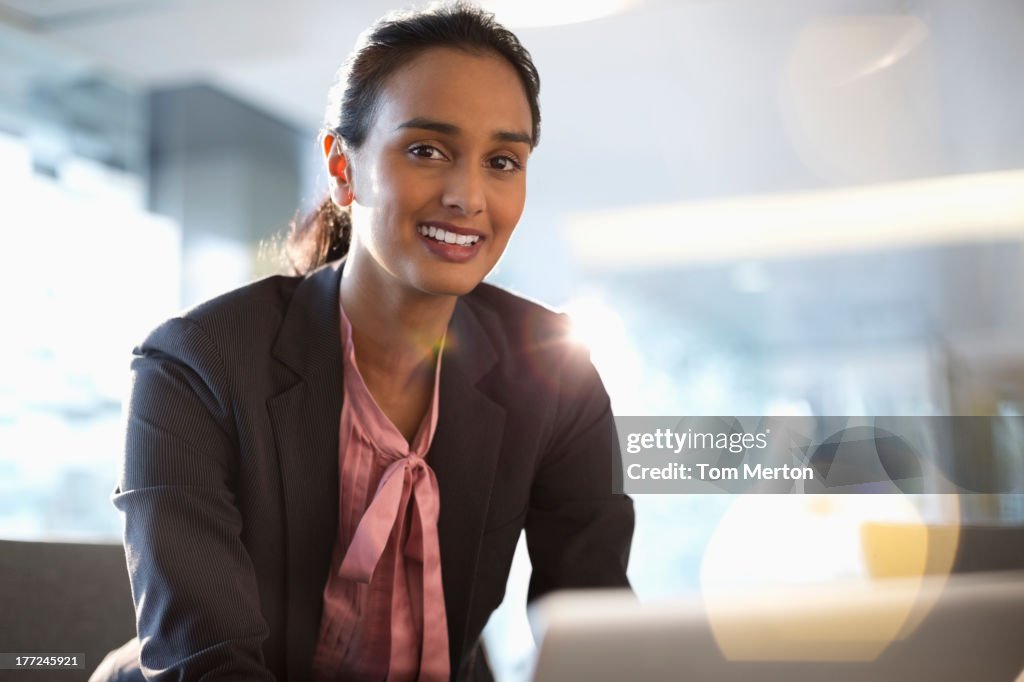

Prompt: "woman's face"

[332,47,534,298]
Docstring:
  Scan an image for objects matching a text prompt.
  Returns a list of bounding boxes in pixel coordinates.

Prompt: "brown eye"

[408,144,447,160]
[488,155,522,172]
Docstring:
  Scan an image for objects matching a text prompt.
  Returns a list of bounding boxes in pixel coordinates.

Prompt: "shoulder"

[461,282,601,401]
[465,284,615,469]
[179,274,303,339]
[463,281,573,356]
[134,273,307,375]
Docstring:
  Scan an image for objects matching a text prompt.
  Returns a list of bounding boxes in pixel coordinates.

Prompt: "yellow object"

[860,522,960,580]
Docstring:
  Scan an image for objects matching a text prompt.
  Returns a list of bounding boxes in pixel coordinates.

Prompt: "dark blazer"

[101,257,634,680]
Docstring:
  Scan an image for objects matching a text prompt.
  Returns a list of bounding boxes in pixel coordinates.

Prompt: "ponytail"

[284,196,351,276]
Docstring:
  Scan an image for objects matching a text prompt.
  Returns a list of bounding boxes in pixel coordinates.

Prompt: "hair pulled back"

[283,1,541,276]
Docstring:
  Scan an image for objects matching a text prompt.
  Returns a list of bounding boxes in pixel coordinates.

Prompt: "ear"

[322,132,355,207]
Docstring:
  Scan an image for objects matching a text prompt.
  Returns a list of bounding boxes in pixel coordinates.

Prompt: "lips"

[416,222,485,263]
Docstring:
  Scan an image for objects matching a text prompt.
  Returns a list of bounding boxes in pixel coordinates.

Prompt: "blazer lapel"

[430,297,506,667]
[266,259,345,680]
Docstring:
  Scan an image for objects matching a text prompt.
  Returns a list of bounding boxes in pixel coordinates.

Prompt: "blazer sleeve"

[113,316,276,680]
[523,324,635,603]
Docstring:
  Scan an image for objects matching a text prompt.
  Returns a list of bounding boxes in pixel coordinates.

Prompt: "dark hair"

[283,1,542,276]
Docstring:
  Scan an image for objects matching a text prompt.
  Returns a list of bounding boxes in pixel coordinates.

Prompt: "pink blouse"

[311,296,449,681]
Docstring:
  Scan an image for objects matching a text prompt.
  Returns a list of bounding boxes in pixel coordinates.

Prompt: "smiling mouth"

[417,224,482,246]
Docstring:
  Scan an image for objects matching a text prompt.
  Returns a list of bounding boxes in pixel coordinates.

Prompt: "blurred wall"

[149,84,310,307]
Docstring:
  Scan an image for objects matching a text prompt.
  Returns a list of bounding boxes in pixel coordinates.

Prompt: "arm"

[524,329,635,604]
[114,316,275,680]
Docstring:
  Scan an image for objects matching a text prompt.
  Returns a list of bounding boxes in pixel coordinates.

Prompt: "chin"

[412,270,485,298]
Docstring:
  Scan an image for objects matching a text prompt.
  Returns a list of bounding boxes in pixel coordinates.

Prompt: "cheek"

[493,184,527,234]
[366,175,418,243]
[384,167,435,220]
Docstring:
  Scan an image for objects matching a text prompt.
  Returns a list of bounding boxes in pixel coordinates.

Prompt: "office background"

[1,1,1023,679]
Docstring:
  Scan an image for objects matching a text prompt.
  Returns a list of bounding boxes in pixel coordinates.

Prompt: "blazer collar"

[270,258,345,380]
[270,257,498,382]
[267,257,505,677]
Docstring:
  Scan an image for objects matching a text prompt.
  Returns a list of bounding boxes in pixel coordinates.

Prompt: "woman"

[93,3,633,680]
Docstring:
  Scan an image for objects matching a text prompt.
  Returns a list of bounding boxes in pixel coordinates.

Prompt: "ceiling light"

[566,170,1024,268]
[481,0,642,28]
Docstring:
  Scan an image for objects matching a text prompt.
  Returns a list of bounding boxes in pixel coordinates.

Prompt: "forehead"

[371,47,533,141]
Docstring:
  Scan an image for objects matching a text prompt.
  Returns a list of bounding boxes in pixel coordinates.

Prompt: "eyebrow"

[396,117,533,147]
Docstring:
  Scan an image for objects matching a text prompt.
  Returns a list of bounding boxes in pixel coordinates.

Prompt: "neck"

[339,254,455,387]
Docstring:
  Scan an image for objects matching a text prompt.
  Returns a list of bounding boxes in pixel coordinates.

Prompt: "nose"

[441,160,486,216]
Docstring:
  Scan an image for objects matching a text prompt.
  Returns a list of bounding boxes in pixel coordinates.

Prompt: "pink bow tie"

[338,454,450,680]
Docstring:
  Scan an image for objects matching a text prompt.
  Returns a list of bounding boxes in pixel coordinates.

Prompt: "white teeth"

[417,224,480,246]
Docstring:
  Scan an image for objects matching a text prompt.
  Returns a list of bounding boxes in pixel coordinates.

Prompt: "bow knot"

[338,456,441,583]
